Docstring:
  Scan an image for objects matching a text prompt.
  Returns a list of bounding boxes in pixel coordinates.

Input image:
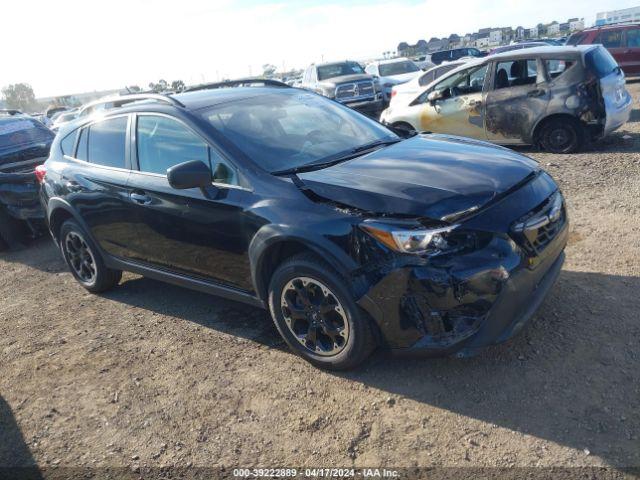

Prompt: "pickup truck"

[299,61,385,117]
[0,113,53,250]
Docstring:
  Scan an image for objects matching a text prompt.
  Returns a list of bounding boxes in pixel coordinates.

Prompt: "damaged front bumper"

[356,206,568,357]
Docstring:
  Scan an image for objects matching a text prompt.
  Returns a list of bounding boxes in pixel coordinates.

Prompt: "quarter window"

[86,116,128,168]
[60,131,77,156]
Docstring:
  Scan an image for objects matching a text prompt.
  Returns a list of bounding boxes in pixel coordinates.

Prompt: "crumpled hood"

[297,134,540,220]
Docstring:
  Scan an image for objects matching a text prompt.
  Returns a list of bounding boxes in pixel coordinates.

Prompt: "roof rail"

[184,78,290,93]
[111,93,186,108]
[80,93,186,113]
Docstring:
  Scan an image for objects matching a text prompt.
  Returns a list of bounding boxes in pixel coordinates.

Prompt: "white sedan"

[365,58,422,102]
[389,61,466,107]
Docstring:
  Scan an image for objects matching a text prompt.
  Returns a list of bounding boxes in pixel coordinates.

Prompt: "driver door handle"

[528,88,546,97]
[130,191,152,205]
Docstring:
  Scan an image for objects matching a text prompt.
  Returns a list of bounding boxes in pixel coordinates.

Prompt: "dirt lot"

[1,84,639,479]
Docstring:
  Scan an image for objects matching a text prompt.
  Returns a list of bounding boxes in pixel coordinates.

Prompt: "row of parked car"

[296,41,631,154]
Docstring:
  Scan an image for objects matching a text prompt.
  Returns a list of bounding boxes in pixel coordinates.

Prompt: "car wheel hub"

[65,232,96,283]
[280,276,349,357]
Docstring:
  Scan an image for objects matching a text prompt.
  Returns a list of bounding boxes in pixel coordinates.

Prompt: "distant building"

[396,39,428,57]
[546,21,560,36]
[525,26,539,39]
[515,26,525,40]
[596,6,640,25]
[568,18,585,31]
[475,32,490,49]
[489,29,502,45]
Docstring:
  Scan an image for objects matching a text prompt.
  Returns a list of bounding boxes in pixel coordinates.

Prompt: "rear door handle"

[528,89,546,97]
[130,191,152,205]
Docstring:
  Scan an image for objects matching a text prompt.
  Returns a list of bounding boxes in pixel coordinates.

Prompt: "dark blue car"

[39,82,568,369]
[0,112,53,249]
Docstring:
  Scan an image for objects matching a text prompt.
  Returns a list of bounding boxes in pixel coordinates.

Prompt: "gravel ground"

[1,83,639,479]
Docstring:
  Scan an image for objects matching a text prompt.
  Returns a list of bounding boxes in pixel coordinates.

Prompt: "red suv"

[568,24,640,76]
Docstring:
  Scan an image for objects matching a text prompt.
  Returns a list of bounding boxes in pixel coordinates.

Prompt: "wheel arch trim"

[249,224,359,302]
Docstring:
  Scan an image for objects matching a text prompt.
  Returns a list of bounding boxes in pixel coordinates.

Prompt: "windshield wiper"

[273,138,402,176]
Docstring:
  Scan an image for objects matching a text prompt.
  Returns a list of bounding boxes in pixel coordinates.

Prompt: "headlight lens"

[362,223,459,255]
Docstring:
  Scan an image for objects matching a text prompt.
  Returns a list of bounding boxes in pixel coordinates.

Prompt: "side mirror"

[167,160,211,189]
[427,89,444,104]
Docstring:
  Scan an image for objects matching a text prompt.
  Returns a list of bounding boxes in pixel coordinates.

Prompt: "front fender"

[248,223,360,301]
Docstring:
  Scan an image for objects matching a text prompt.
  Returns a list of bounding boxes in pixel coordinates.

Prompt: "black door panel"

[125,172,255,291]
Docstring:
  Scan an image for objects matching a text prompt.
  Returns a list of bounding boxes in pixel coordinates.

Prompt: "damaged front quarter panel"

[354,230,519,353]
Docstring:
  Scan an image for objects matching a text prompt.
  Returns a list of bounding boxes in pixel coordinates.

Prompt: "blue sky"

[2,0,638,97]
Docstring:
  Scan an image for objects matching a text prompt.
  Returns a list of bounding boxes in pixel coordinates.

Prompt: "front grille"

[335,81,375,102]
[511,192,566,257]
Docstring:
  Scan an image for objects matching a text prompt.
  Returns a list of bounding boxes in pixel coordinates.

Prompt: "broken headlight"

[361,222,460,255]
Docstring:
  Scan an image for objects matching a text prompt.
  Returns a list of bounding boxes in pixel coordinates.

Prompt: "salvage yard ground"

[1,83,639,476]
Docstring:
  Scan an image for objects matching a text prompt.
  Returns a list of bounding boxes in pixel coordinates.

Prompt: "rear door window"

[86,116,128,168]
[596,30,623,48]
[545,59,575,79]
[494,59,538,89]
[76,128,88,161]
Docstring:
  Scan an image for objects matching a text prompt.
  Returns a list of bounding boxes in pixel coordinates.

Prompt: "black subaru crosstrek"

[39,80,568,370]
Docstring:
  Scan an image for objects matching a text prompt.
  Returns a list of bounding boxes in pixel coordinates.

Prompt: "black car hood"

[296,134,540,220]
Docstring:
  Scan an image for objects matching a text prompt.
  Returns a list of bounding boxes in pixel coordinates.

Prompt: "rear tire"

[268,253,376,370]
[59,219,122,293]
[537,117,584,154]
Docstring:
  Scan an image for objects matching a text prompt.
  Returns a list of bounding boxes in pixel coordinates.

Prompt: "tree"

[262,64,277,78]
[171,80,185,92]
[1,83,36,111]
[148,79,168,93]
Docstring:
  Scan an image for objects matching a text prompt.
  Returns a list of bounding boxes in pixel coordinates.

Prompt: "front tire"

[268,253,376,370]
[59,219,122,293]
[537,117,584,154]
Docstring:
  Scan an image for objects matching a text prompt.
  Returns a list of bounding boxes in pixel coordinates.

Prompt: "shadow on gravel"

[0,397,42,479]
[0,237,66,274]
[102,276,283,349]
[339,270,640,468]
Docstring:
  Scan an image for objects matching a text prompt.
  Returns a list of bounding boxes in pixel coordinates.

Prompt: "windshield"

[317,62,365,80]
[202,91,396,173]
[379,60,420,77]
[0,118,53,150]
[586,46,620,78]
